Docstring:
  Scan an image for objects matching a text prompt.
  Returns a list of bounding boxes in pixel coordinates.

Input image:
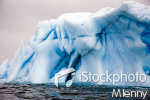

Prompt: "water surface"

[0,83,150,100]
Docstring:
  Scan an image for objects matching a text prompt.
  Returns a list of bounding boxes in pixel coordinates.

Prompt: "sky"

[0,0,150,63]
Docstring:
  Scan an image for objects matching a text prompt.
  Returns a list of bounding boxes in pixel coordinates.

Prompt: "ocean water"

[0,83,150,100]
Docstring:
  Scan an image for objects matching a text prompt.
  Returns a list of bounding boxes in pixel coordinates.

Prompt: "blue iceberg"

[0,1,150,86]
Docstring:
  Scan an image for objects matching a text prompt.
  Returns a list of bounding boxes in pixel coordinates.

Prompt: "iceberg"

[0,1,150,86]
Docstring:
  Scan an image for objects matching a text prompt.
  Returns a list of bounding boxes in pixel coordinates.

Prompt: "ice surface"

[0,1,150,86]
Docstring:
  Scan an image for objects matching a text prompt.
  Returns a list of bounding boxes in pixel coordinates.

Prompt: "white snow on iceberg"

[0,1,150,86]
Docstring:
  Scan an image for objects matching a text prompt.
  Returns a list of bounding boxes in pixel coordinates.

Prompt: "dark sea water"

[0,83,150,100]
